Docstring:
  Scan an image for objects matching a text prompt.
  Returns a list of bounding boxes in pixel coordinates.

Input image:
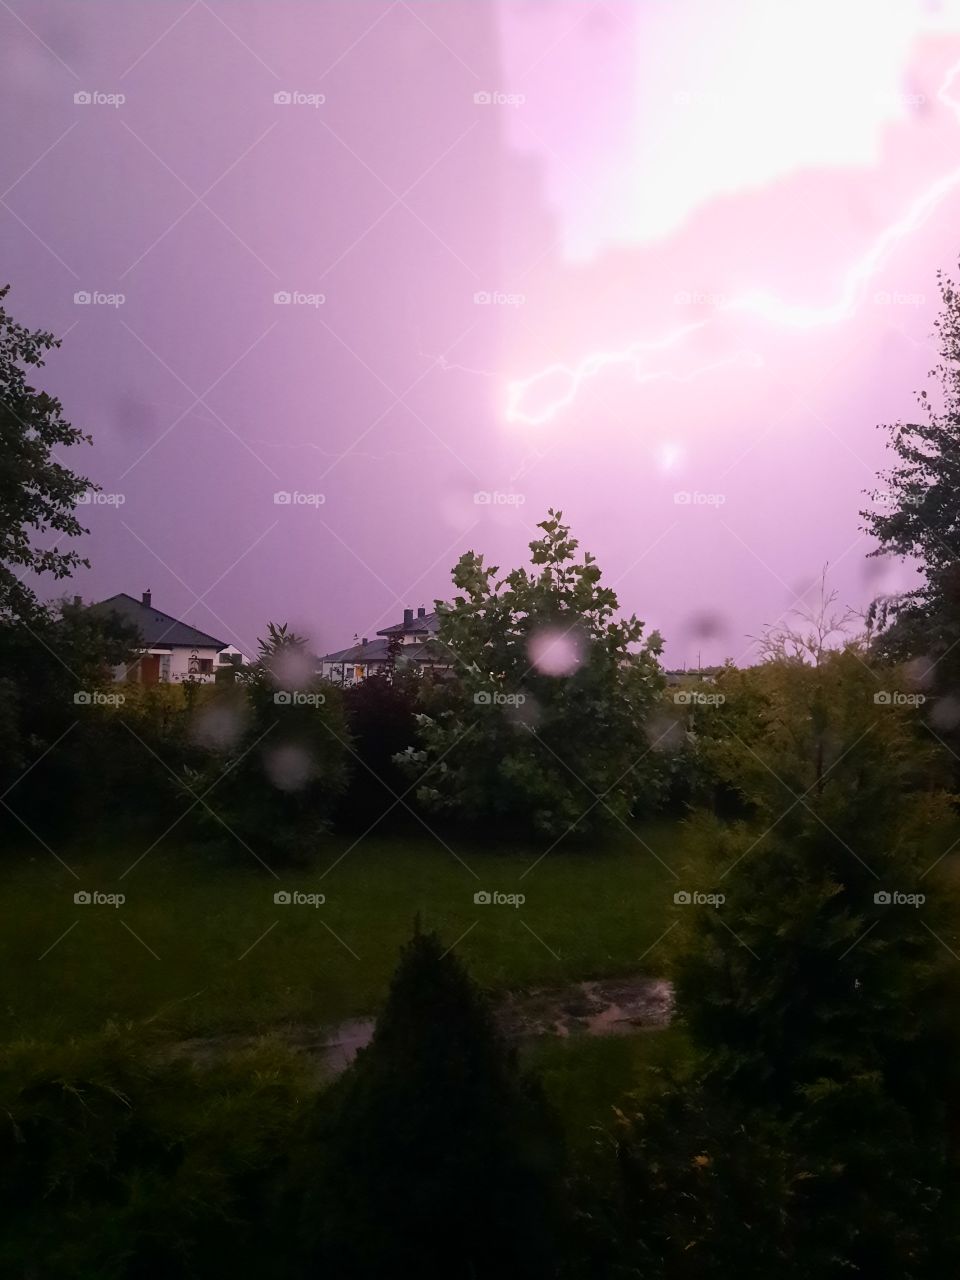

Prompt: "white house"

[87,590,230,685]
[318,606,452,686]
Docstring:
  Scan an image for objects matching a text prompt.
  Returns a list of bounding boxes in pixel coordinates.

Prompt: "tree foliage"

[862,265,960,684]
[182,622,351,863]
[0,285,95,626]
[616,648,960,1278]
[397,511,666,837]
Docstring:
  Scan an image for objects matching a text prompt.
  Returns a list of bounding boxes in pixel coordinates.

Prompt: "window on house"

[197,658,214,674]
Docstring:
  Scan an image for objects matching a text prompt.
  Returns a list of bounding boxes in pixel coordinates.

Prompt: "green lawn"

[1,821,685,1044]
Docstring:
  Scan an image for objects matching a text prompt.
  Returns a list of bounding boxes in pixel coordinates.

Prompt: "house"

[318,606,452,686]
[87,590,230,685]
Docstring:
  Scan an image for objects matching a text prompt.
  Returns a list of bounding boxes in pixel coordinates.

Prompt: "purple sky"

[4,0,960,665]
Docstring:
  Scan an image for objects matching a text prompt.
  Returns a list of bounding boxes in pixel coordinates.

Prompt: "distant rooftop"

[377,606,441,637]
[87,591,228,651]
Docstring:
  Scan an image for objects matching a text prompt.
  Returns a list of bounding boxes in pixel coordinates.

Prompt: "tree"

[182,623,351,862]
[626,647,960,1277]
[337,670,420,829]
[0,596,139,816]
[861,265,960,686]
[0,285,95,626]
[396,511,666,838]
[301,927,564,1278]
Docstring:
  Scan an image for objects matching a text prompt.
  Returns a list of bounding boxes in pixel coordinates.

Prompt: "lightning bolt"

[506,58,960,427]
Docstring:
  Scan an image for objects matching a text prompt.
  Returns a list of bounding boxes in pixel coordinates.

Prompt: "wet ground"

[167,973,674,1078]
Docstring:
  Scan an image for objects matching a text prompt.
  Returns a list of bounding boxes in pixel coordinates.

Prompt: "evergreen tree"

[627,648,960,1278]
[303,927,565,1278]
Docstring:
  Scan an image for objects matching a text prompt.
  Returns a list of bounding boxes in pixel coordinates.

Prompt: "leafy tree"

[301,927,565,1278]
[620,648,960,1278]
[862,265,960,688]
[182,622,351,862]
[0,285,95,626]
[397,511,666,837]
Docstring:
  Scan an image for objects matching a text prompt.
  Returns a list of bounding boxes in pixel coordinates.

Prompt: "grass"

[0,820,686,1044]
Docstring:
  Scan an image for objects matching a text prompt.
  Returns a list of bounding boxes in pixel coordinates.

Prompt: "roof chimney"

[417,606,426,618]
[361,637,368,646]
[142,589,152,608]
[403,608,413,628]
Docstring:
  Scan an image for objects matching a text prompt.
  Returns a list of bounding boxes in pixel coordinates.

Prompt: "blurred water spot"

[528,626,584,676]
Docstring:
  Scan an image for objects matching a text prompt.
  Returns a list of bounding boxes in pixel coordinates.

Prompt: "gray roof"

[377,609,441,637]
[319,636,452,667]
[319,638,392,664]
[87,593,228,650]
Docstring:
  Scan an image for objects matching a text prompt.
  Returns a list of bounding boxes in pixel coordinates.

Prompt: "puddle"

[166,974,674,1079]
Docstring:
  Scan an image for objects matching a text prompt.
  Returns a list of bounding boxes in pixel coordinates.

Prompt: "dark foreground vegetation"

[5,271,960,1276]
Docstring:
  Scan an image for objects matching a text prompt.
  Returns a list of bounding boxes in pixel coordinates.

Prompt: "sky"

[4,0,960,665]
